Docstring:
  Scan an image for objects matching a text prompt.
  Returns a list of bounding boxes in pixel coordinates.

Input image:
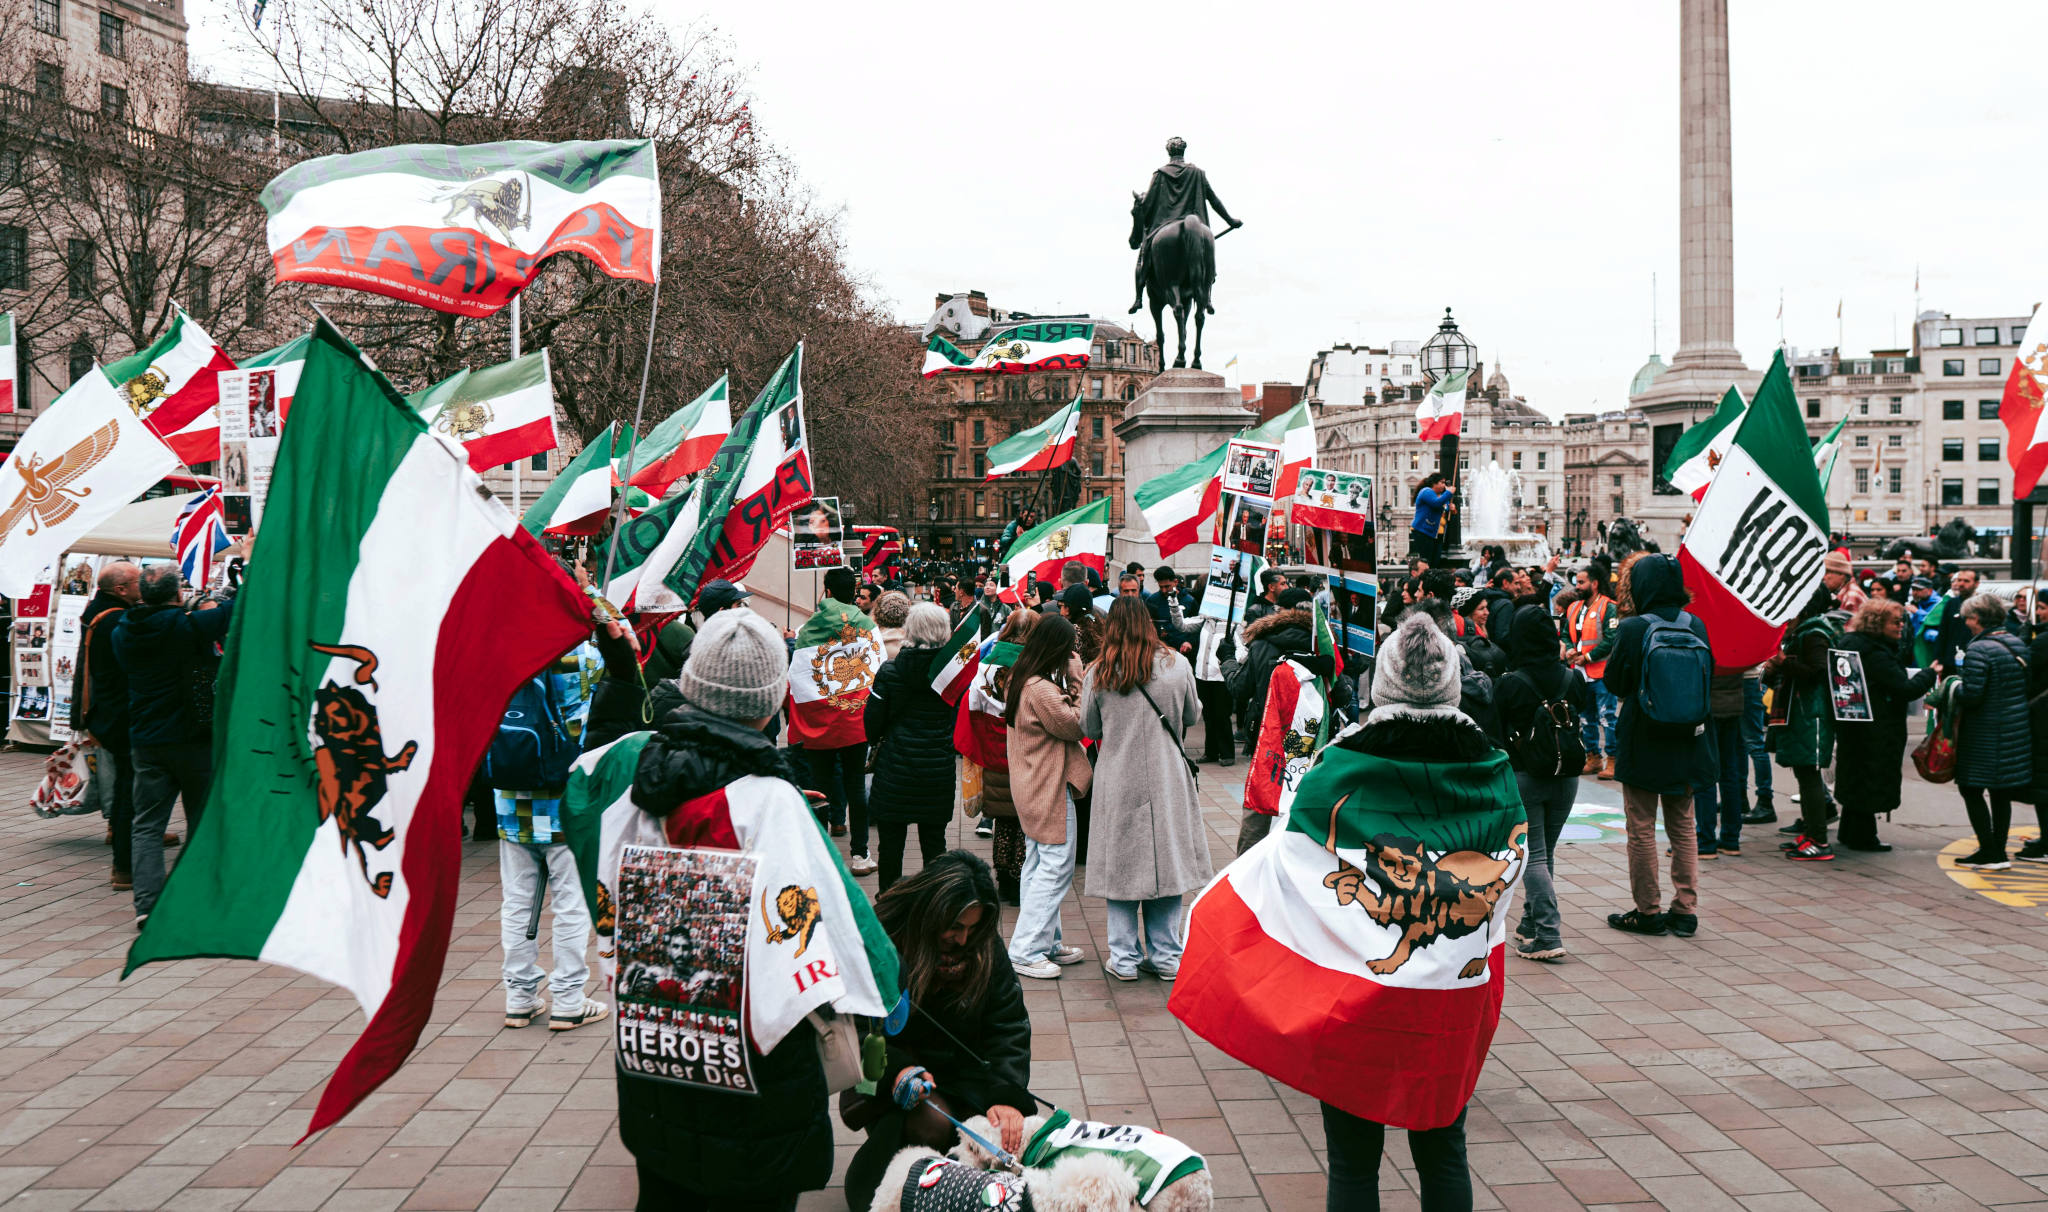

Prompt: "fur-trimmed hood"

[1241,606,1313,646]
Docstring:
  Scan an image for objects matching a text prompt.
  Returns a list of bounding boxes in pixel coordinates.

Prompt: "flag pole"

[597,277,662,594]
[510,294,523,515]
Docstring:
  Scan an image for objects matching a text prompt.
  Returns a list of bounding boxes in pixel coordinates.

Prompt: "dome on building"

[1486,362,1510,396]
[1629,353,1667,399]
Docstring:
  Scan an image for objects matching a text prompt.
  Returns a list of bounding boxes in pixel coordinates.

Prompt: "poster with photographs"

[1828,649,1873,723]
[216,368,281,535]
[1222,439,1282,501]
[1224,494,1271,557]
[613,845,759,1094]
[13,686,48,721]
[790,496,845,570]
[1200,547,1267,621]
[1291,469,1372,535]
[45,590,86,742]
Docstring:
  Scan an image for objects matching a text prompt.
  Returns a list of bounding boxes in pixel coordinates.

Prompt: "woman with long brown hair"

[1082,597,1209,980]
[1002,613,1091,980]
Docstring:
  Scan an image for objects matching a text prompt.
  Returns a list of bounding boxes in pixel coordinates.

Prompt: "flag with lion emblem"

[558,732,899,1052]
[123,319,592,1139]
[104,307,236,466]
[261,139,661,317]
[787,597,886,749]
[1243,602,1339,819]
[1000,496,1111,599]
[1171,737,1527,1131]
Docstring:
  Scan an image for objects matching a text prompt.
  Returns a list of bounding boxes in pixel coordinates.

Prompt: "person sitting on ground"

[842,852,1032,1212]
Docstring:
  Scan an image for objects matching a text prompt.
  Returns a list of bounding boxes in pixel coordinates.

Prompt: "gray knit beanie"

[677,608,787,720]
[1368,611,1462,721]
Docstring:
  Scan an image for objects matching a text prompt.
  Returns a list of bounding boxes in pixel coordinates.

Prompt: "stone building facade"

[1915,310,2035,546]
[1561,410,1654,553]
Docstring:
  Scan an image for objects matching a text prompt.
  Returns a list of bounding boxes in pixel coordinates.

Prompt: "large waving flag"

[0,368,180,597]
[928,608,987,705]
[123,319,592,1138]
[1002,497,1111,595]
[953,639,1021,770]
[660,345,812,606]
[172,488,231,586]
[1811,416,1848,487]
[1663,386,1745,501]
[1134,441,1228,557]
[243,334,309,421]
[921,322,1094,377]
[519,422,641,537]
[261,139,661,317]
[1678,349,1831,670]
[407,349,558,471]
[985,396,1081,479]
[787,598,885,749]
[1171,730,1527,1132]
[627,374,729,497]
[593,479,700,612]
[1415,369,1469,444]
[105,307,235,465]
[2001,308,2048,500]
[1242,400,1316,497]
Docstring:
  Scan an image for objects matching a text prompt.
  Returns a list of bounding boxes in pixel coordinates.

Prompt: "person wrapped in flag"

[171,488,232,588]
[1171,612,1527,1210]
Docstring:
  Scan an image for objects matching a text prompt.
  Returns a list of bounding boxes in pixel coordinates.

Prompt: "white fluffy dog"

[867,1114,1213,1212]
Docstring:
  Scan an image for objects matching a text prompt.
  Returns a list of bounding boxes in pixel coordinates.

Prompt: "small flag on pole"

[172,488,232,587]
[1224,355,1239,370]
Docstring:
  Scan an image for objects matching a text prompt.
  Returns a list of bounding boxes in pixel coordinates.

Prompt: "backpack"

[1637,611,1713,728]
[482,674,577,792]
[1504,670,1587,778]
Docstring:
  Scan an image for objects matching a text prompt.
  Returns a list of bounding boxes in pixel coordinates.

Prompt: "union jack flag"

[171,488,231,587]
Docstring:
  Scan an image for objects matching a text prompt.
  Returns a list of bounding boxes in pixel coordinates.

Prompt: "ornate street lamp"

[1418,307,1475,553]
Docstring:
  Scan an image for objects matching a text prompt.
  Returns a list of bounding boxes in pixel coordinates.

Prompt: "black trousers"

[874,819,946,894]
[1791,765,1831,843]
[635,1164,795,1212]
[802,744,868,855]
[101,738,133,877]
[1323,1103,1470,1212]
[1409,529,1443,565]
[1961,786,2015,856]
[1195,679,1235,760]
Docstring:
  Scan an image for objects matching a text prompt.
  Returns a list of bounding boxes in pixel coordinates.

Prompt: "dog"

[868,1113,1212,1212]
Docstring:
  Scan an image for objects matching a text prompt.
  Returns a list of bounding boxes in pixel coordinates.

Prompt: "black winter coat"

[1601,556,1713,795]
[1226,608,1355,745]
[71,591,130,744]
[2029,633,2048,802]
[1955,630,2033,791]
[1493,608,1593,776]
[883,966,1034,1117]
[866,646,959,824]
[110,600,235,748]
[1832,630,1937,816]
[621,705,834,1199]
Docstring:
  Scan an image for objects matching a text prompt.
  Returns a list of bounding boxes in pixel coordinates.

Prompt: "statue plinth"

[1115,368,1248,575]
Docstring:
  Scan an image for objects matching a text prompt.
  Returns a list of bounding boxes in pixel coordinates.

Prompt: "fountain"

[1461,459,1552,564]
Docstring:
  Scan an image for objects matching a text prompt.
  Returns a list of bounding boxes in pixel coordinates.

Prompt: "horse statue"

[1130,192,1215,370]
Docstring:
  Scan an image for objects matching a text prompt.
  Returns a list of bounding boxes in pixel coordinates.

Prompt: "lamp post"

[1419,307,1476,553]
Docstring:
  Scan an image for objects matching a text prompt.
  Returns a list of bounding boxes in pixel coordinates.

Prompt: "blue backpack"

[1637,612,1713,728]
[482,674,577,792]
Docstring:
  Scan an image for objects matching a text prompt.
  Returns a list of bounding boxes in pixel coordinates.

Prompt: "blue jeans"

[1696,716,1748,853]
[1742,678,1773,802]
[1007,794,1076,965]
[1106,896,1184,974]
[1514,772,1578,949]
[1582,680,1619,759]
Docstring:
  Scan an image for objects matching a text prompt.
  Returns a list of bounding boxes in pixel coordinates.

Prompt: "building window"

[68,338,93,385]
[0,150,18,189]
[971,453,985,477]
[1939,328,1963,346]
[0,226,25,290]
[937,454,952,479]
[971,419,984,444]
[530,452,546,472]
[973,491,985,519]
[244,278,266,327]
[35,61,63,102]
[1941,479,1964,506]
[1979,438,1999,461]
[1887,433,1903,447]
[1537,451,1547,470]
[1120,383,1137,402]
[1886,359,1905,373]
[1853,434,1869,448]
[1511,451,1522,469]
[1408,452,1419,471]
[1979,399,2000,420]
[1804,398,1820,418]
[1853,508,1868,523]
[1612,494,1624,515]
[1974,326,1999,345]
[99,12,125,56]
[1941,438,1963,461]
[33,0,59,34]
[1536,485,1547,505]
[2013,325,2029,345]
[100,83,127,121]
[1090,376,1103,400]
[62,162,89,201]
[1978,479,2000,506]
[1942,399,1965,420]
[1942,359,1964,376]
[1854,467,1869,494]
[1090,451,1104,477]
[1887,509,1902,522]
[1888,467,1902,494]
[1857,399,1869,415]
[1979,357,2001,375]
[186,264,211,319]
[1888,397,1903,415]
[1611,474,1622,487]
[66,239,95,298]
[1103,341,1119,362]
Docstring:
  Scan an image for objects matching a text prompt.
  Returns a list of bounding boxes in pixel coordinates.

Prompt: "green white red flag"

[1241,400,1316,497]
[985,395,1081,479]
[519,423,645,537]
[660,345,812,606]
[594,479,702,612]
[1678,349,1832,670]
[1243,603,1338,818]
[104,307,235,465]
[406,349,557,471]
[262,139,661,317]
[1663,386,1745,501]
[1134,441,1227,557]
[123,320,592,1138]
[1811,416,1848,487]
[1415,369,1470,444]
[2001,308,2048,499]
[952,640,1021,769]
[786,598,886,749]
[928,608,988,705]
[627,374,729,497]
[243,334,308,419]
[1001,497,1111,598]
[0,312,17,414]
[921,321,1094,377]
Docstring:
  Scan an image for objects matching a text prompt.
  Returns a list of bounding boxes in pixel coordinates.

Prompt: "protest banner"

[1201,547,1266,622]
[1828,649,1873,723]
[1223,439,1281,500]
[791,496,845,569]
[1291,468,1373,534]
[613,846,758,1094]
[216,368,282,535]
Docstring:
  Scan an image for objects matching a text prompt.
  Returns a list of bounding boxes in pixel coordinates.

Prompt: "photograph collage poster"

[216,367,281,536]
[613,845,759,1094]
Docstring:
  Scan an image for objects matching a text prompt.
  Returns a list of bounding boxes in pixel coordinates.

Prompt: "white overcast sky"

[189,1,2046,416]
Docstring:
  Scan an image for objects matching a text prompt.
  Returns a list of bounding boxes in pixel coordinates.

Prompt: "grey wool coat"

[1080,649,1213,901]
[1955,630,2033,791]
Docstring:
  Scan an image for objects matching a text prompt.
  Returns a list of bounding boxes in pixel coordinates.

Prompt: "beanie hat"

[1368,612,1463,723]
[676,609,787,720]
[1823,551,1852,576]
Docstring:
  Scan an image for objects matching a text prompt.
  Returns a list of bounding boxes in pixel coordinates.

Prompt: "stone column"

[1675,0,1742,370]
[1114,368,1248,575]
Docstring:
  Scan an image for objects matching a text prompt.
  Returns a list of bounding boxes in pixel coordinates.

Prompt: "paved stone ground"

[0,737,2045,1212]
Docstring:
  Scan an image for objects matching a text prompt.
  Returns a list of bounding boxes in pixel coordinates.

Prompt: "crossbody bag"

[1135,682,1200,788]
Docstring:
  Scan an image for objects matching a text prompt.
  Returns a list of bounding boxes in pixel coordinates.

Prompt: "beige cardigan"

[1005,655,1091,844]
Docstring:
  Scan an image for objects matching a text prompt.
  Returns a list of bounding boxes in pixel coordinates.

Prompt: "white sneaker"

[847,853,877,876]
[549,1001,608,1031]
[1012,958,1062,980]
[1050,944,1084,966]
[1104,961,1138,982]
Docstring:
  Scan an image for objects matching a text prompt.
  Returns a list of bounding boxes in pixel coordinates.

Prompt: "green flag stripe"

[1662,386,1745,478]
[1007,496,1110,554]
[560,733,652,915]
[662,344,802,605]
[104,312,188,384]
[261,139,657,215]
[635,374,728,462]
[1283,746,1521,853]
[520,422,635,537]
[127,320,427,970]
[1134,442,1228,509]
[243,335,309,367]
[985,397,1077,465]
[1732,350,1830,523]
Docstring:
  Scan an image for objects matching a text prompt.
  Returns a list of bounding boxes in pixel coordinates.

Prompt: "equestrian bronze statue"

[1128,136,1240,370]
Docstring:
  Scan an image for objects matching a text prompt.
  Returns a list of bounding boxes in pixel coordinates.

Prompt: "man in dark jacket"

[1143,565,1197,653]
[73,561,141,889]
[1240,568,1289,630]
[1933,566,1979,670]
[1600,555,1711,939]
[1225,593,1357,853]
[111,565,235,925]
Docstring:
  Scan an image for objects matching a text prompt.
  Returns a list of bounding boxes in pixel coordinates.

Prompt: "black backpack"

[1504,669,1587,778]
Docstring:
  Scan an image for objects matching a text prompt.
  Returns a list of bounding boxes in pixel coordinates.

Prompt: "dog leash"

[927,1102,1020,1172]
[902,996,1061,1114]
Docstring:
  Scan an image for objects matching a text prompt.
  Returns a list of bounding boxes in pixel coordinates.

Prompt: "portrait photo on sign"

[1225,495,1271,556]
[1222,440,1281,499]
[247,371,280,437]
[613,846,758,1094]
[1291,467,1373,534]
[791,496,845,569]
[14,686,49,721]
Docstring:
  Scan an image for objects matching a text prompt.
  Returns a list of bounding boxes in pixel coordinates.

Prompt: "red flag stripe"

[1677,546,1790,672]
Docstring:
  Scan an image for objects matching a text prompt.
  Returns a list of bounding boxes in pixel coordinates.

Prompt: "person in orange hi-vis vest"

[1565,563,1620,779]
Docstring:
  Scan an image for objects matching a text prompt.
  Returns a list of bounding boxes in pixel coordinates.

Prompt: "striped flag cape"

[105,307,235,466]
[1134,441,1227,558]
[1171,732,1528,1131]
[984,396,1081,479]
[171,488,231,587]
[1243,603,1339,819]
[786,598,885,749]
[123,319,592,1137]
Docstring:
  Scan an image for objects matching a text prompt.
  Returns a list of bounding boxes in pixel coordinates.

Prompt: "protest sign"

[1292,469,1372,534]
[1201,547,1266,622]
[1222,439,1281,500]
[613,845,759,1094]
[216,368,281,535]
[791,496,845,569]
[1828,649,1873,723]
